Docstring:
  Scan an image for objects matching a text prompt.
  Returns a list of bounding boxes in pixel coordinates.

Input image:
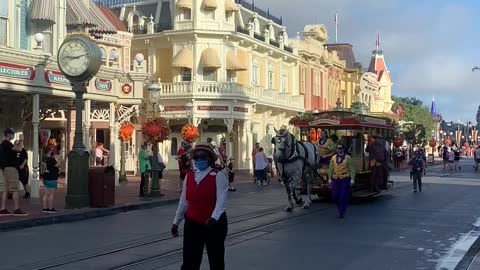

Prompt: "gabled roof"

[97,4,127,32]
[325,43,361,69]
[368,50,392,83]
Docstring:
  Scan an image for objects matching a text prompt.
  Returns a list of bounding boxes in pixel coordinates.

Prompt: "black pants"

[139,172,149,196]
[182,213,228,270]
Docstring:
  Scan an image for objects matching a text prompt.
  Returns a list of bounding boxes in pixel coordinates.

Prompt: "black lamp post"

[148,80,163,197]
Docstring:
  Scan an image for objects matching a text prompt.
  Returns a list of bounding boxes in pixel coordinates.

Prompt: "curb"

[454,227,480,270]
[0,198,179,232]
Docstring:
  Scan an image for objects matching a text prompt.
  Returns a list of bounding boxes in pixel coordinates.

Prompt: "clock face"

[58,40,91,77]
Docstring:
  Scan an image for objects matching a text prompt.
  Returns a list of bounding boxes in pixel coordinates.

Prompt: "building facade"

[0,0,148,196]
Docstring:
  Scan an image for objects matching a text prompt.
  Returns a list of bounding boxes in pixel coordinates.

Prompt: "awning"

[201,48,221,69]
[225,0,239,12]
[89,3,117,34]
[226,51,247,71]
[31,0,56,24]
[172,48,193,69]
[66,0,97,28]
[176,0,192,9]
[203,0,217,10]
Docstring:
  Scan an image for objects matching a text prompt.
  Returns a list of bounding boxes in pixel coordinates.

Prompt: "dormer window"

[176,0,192,21]
[100,47,107,65]
[0,0,8,46]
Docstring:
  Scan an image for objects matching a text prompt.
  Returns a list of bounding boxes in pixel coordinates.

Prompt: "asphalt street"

[2,158,480,270]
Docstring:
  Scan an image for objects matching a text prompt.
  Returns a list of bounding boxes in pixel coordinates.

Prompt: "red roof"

[368,50,392,83]
[96,4,127,32]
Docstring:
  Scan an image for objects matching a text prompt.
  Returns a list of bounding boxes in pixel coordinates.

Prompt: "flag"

[376,33,380,49]
[430,96,437,117]
[335,12,338,24]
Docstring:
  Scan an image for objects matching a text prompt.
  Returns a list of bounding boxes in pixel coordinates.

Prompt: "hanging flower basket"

[119,121,135,141]
[429,138,437,148]
[142,116,170,143]
[181,124,199,143]
[393,136,404,147]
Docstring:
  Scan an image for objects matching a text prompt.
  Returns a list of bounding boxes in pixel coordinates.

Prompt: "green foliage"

[392,96,437,145]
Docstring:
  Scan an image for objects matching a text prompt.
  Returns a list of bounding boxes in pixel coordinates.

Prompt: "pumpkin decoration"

[429,138,437,148]
[309,128,317,142]
[119,121,135,141]
[142,116,170,143]
[181,124,199,143]
[393,137,404,147]
[444,138,452,146]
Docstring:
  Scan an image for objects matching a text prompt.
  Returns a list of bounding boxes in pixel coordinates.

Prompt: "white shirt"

[173,168,228,225]
[95,148,103,158]
[255,152,267,170]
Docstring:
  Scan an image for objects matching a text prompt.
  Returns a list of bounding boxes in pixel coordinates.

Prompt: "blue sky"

[256,0,480,123]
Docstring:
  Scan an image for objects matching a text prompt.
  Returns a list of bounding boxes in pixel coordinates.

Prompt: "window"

[100,47,107,65]
[203,69,216,81]
[35,21,53,54]
[0,0,6,47]
[313,70,320,96]
[170,138,178,156]
[227,70,235,82]
[300,68,306,94]
[183,9,191,20]
[268,70,274,89]
[205,10,215,20]
[109,49,119,67]
[225,11,233,22]
[282,74,287,93]
[182,68,192,81]
[252,65,259,85]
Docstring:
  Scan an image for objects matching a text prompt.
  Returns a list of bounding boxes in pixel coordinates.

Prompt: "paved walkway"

[0,169,254,230]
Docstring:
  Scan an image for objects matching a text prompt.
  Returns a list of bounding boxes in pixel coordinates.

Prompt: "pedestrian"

[15,140,30,199]
[254,147,268,186]
[157,152,165,180]
[219,138,227,165]
[179,143,193,191]
[42,150,59,213]
[328,142,355,218]
[95,142,109,166]
[211,141,225,170]
[0,129,27,216]
[454,148,461,171]
[226,158,236,192]
[176,141,187,189]
[171,143,229,270]
[138,144,151,197]
[442,145,449,170]
[251,142,260,169]
[448,148,455,170]
[408,150,424,192]
[365,135,388,191]
[474,146,480,171]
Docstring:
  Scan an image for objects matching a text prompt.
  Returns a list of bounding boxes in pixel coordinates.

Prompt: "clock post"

[57,34,102,209]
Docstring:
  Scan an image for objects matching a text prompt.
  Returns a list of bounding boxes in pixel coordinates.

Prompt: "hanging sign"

[121,83,132,94]
[234,107,248,113]
[95,79,112,91]
[45,70,70,85]
[0,62,35,80]
[197,106,229,111]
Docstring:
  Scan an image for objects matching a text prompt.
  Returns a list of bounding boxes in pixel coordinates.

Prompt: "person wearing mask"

[408,150,424,192]
[0,129,27,216]
[138,144,151,197]
[328,142,355,218]
[171,143,229,270]
[42,150,59,213]
[15,140,30,199]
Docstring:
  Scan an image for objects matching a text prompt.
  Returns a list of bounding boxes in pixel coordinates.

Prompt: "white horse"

[273,128,320,211]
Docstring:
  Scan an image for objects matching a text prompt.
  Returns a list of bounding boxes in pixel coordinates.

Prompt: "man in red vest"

[171,143,229,270]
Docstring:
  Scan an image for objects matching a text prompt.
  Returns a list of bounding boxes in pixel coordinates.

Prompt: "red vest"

[185,169,218,224]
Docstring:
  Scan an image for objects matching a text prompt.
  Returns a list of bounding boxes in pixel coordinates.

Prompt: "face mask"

[194,160,210,171]
[337,149,345,156]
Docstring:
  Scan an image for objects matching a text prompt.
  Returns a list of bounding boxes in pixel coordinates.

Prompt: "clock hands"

[65,53,87,59]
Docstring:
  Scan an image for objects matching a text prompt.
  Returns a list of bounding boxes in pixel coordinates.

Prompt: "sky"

[255,0,480,123]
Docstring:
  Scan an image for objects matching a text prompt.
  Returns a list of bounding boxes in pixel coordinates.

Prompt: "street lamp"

[148,80,163,197]
[185,101,194,125]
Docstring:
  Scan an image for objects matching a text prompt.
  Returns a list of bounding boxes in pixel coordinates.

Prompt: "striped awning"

[201,48,221,69]
[176,0,192,9]
[172,48,193,69]
[203,0,217,10]
[225,0,239,12]
[66,0,97,28]
[31,0,56,24]
[226,51,247,71]
[89,3,117,35]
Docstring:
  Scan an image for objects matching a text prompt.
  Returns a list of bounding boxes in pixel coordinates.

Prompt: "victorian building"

[100,0,305,170]
[296,25,345,111]
[367,49,394,113]
[0,0,148,196]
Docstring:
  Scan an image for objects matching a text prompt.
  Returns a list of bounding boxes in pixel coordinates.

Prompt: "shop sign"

[234,107,248,113]
[95,79,112,91]
[45,70,70,85]
[0,62,35,80]
[164,106,186,112]
[121,83,132,94]
[197,106,229,111]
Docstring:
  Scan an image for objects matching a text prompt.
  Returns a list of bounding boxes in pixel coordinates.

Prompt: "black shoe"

[7,193,12,200]
[23,192,30,199]
[42,209,50,213]
[0,209,12,216]
[47,208,56,213]
[413,190,417,192]
[12,209,28,217]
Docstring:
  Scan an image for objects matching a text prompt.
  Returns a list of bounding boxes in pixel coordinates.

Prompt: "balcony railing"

[160,82,303,111]
[127,23,172,35]
[253,33,265,42]
[129,25,147,35]
[269,40,280,48]
[284,46,293,53]
[234,0,282,25]
[236,25,249,35]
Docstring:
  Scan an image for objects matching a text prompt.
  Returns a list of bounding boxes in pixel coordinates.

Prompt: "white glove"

[350,180,355,186]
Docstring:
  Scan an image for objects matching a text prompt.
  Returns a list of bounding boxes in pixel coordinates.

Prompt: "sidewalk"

[0,170,254,231]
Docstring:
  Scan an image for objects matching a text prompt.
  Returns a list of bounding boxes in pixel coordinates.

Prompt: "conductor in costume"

[171,143,229,270]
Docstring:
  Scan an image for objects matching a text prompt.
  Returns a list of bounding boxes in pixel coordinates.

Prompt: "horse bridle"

[276,133,298,162]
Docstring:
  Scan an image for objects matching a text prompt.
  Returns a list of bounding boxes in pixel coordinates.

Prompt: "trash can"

[88,166,115,207]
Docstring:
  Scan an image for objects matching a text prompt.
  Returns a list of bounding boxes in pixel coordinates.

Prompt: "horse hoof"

[302,204,311,209]
[295,199,303,205]
[285,206,293,212]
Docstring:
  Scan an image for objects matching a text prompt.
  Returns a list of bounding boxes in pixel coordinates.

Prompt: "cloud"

[254,0,480,121]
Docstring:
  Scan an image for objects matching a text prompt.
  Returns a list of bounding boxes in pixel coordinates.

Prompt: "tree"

[392,96,437,145]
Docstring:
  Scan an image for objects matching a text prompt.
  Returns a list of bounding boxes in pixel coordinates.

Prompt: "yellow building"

[108,0,304,170]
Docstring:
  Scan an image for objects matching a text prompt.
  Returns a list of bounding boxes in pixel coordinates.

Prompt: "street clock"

[57,34,102,84]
